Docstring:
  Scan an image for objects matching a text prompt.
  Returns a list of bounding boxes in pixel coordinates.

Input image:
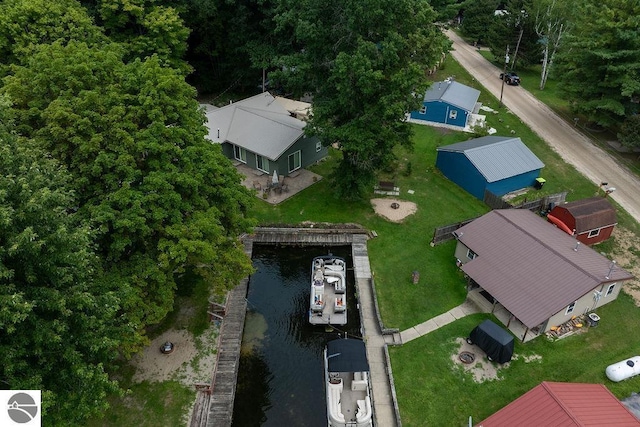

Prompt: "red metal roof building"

[478,382,640,426]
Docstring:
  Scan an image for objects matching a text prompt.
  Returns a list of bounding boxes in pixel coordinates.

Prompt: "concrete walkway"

[399,299,480,344]
[352,235,399,427]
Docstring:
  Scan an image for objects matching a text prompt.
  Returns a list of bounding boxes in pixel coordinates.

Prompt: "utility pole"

[499,45,510,107]
[511,26,524,71]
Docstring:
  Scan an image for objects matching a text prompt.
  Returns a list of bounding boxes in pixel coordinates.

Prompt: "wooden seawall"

[194,226,397,427]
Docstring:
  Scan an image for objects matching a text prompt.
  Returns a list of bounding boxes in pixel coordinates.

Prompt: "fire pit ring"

[459,351,475,364]
[390,202,400,209]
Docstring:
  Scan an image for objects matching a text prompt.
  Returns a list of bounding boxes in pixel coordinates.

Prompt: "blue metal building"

[409,80,481,129]
[436,136,544,200]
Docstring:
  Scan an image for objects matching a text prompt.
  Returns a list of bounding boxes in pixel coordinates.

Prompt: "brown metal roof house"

[477,381,640,426]
[547,197,617,245]
[453,209,633,341]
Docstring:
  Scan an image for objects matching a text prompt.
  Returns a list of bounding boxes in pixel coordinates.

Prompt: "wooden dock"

[194,226,398,427]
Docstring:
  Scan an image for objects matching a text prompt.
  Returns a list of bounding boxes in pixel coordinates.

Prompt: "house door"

[234,145,247,163]
[288,150,301,173]
[256,155,269,173]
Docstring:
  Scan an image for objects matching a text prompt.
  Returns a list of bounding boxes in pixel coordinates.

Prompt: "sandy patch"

[130,325,219,386]
[371,198,417,222]
[450,337,504,383]
[451,338,543,383]
[609,227,640,306]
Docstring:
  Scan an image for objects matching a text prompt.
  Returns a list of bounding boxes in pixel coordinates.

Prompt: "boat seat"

[328,383,344,423]
[351,379,367,391]
[356,397,372,423]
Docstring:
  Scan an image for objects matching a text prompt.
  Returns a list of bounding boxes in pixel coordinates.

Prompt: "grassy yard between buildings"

[90,53,640,426]
[250,55,640,425]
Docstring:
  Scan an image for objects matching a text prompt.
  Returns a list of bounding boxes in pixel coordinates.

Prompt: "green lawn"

[390,292,640,426]
[249,55,640,425]
[93,53,640,426]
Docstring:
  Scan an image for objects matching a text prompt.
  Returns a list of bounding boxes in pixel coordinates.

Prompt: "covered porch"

[467,287,543,343]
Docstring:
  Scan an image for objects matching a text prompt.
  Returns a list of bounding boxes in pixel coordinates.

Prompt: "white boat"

[324,338,373,427]
[309,255,347,325]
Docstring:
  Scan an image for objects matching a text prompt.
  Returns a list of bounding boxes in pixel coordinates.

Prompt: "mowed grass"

[249,55,640,425]
[390,292,640,426]
[92,51,640,426]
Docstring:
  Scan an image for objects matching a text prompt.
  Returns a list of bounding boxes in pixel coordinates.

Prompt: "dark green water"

[232,245,362,427]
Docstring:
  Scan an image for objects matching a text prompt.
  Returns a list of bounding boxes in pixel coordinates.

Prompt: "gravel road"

[445,30,640,223]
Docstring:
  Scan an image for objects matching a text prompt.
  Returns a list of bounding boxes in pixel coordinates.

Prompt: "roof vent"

[605,260,616,279]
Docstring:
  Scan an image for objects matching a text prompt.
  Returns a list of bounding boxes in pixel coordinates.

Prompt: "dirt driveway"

[445,29,640,224]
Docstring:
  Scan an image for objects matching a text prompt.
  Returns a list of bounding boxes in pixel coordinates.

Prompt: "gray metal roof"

[455,209,633,328]
[203,92,306,160]
[423,80,481,112]
[437,136,544,182]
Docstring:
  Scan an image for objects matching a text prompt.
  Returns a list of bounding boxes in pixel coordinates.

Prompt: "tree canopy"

[554,0,640,126]
[3,39,255,336]
[272,0,448,199]
[0,100,124,424]
[0,2,256,423]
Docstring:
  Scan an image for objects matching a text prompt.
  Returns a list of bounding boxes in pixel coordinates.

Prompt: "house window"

[588,228,601,238]
[565,301,576,315]
[316,141,322,152]
[606,283,616,297]
[256,155,268,173]
[288,150,301,173]
[466,249,477,260]
[449,109,458,120]
[234,145,247,163]
[419,106,427,114]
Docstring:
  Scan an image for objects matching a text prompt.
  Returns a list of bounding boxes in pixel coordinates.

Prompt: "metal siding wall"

[436,152,487,199]
[447,106,467,127]
[486,170,540,196]
[276,136,326,174]
[221,142,234,160]
[545,285,620,332]
[423,101,449,124]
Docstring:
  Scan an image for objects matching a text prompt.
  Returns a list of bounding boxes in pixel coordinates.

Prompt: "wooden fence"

[430,191,568,246]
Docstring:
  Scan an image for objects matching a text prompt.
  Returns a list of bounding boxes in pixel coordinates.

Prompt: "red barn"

[547,197,617,245]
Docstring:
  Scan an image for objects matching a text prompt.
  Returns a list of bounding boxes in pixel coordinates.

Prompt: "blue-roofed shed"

[436,136,544,199]
[409,80,481,129]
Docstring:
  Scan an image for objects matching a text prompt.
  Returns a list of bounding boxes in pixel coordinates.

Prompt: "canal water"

[232,245,362,427]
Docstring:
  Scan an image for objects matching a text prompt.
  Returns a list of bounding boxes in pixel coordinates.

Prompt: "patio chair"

[279,175,289,192]
[252,180,262,190]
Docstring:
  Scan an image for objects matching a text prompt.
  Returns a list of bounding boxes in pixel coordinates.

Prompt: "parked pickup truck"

[499,72,521,85]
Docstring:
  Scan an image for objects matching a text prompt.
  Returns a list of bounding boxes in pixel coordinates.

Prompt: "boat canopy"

[327,339,369,373]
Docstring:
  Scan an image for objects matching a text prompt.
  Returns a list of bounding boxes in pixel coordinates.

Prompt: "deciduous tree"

[0,99,125,425]
[0,0,105,73]
[554,0,640,126]
[3,40,255,343]
[273,0,448,199]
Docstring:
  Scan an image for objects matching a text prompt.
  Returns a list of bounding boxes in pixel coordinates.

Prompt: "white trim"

[565,301,576,315]
[588,228,601,238]
[466,249,477,260]
[234,145,247,163]
[256,154,269,173]
[605,283,616,297]
[288,150,301,173]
